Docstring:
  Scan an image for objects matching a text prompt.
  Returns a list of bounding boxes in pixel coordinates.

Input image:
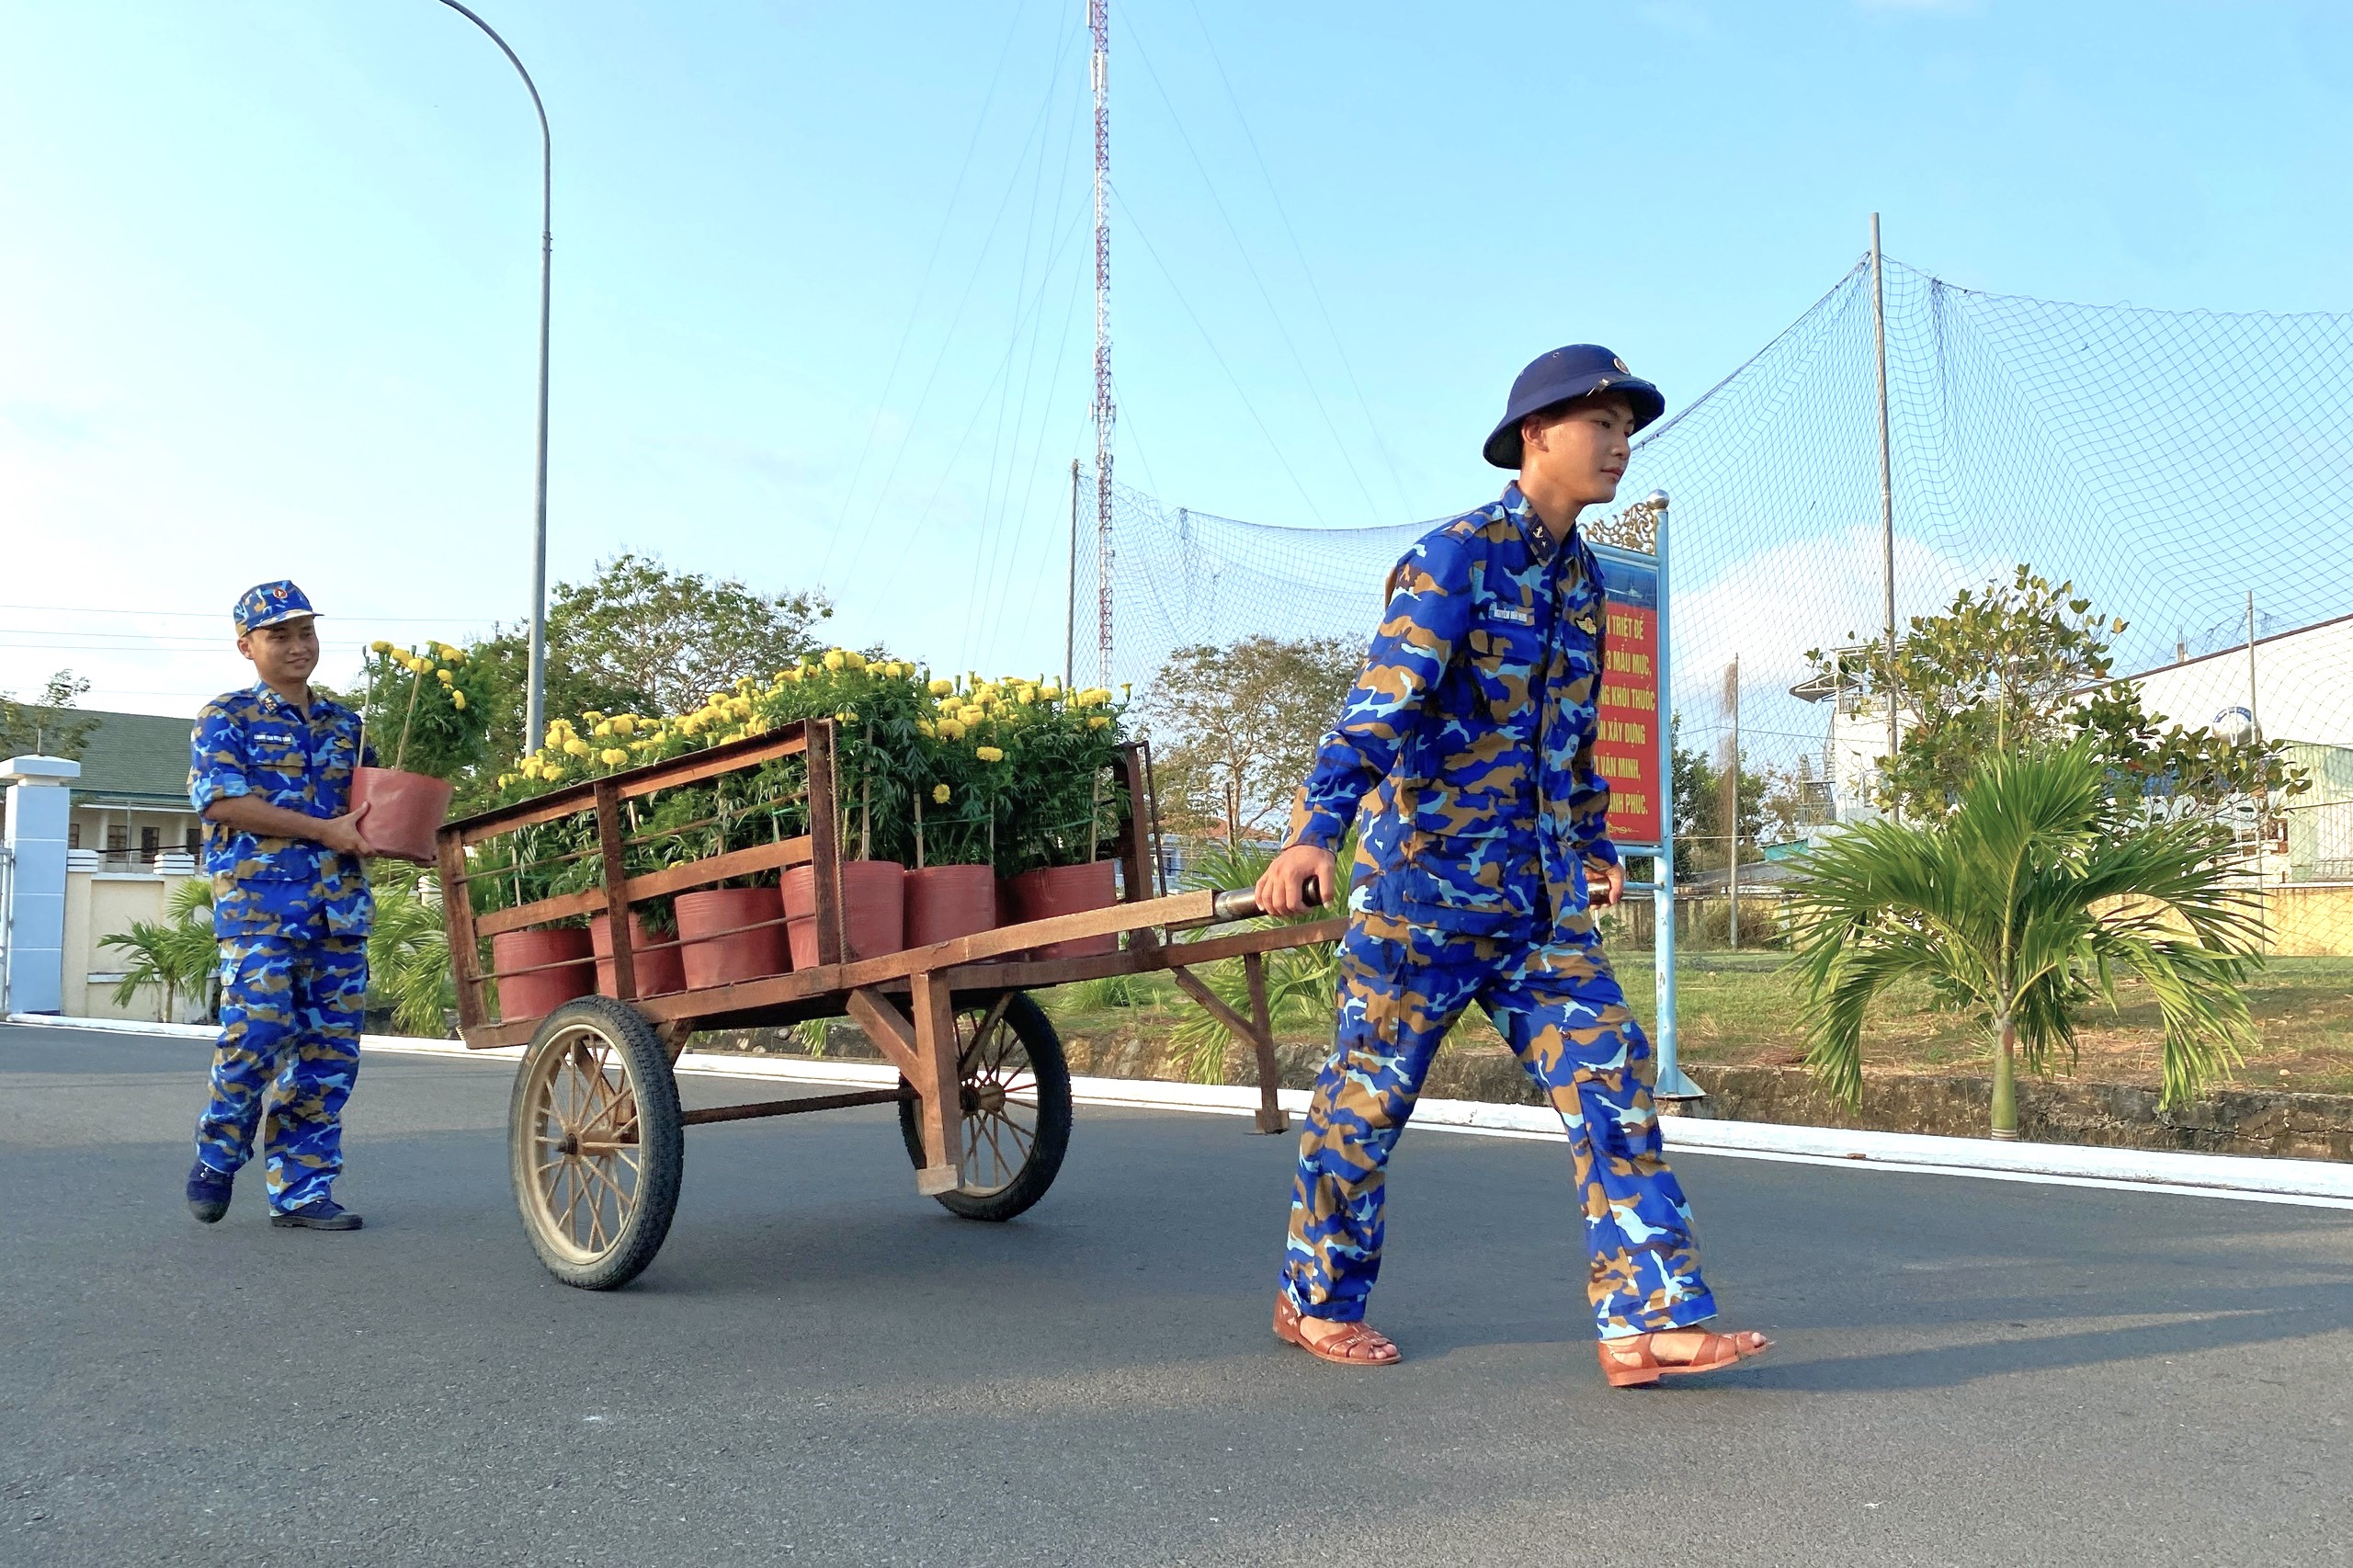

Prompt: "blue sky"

[3,0,2348,716]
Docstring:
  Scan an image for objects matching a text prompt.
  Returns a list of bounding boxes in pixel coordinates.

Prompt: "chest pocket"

[1463,610,1545,724]
[246,722,313,801]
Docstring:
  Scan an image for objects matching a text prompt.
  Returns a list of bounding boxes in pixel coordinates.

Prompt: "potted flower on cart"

[904,678,1021,948]
[353,640,494,862]
[995,680,1131,960]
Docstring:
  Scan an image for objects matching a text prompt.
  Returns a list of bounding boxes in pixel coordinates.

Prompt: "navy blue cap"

[234,580,316,633]
[1483,345,1665,468]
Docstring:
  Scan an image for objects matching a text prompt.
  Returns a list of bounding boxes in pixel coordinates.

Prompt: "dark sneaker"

[187,1162,235,1223]
[269,1199,362,1231]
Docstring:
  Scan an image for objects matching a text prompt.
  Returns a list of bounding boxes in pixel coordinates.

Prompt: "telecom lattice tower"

[1089,0,1114,687]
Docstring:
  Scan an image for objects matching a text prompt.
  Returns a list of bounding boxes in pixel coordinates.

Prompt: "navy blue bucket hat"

[1483,344,1665,468]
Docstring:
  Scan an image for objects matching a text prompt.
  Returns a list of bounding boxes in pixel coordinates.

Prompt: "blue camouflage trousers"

[193,935,367,1213]
[1281,912,1718,1340]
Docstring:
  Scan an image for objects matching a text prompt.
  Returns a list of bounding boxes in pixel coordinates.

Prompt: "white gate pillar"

[2,756,80,1016]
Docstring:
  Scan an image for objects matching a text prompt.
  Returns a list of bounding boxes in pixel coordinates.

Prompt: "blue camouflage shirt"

[188,683,374,941]
[1286,483,1620,941]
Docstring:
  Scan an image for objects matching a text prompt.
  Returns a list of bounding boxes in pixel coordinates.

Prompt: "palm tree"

[1785,742,2264,1139]
[367,862,457,1038]
[99,879,217,1023]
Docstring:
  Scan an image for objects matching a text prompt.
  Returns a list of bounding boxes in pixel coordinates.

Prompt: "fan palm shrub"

[1785,742,2264,1139]
[367,861,457,1037]
[99,877,218,1023]
[1163,838,1356,1085]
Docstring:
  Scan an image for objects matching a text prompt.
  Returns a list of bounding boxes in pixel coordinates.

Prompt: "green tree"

[1138,635,1363,847]
[466,553,832,768]
[1785,743,2264,1139]
[0,670,97,759]
[1809,566,2299,821]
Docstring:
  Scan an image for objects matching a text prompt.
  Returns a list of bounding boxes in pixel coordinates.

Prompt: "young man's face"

[1520,394,1638,507]
[238,616,321,688]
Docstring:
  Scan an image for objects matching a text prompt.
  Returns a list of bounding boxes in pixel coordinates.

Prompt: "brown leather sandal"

[1273,1295,1402,1367]
[1598,1329,1772,1388]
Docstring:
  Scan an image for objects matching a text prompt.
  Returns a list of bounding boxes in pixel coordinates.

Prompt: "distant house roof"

[65,710,197,812]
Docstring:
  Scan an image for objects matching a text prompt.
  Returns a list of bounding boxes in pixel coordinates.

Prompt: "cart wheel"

[509,995,684,1290]
[898,991,1072,1222]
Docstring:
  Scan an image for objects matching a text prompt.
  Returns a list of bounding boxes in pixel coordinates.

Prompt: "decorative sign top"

[1583,495,1660,555]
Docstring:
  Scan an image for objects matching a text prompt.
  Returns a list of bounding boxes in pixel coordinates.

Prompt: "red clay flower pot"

[350,766,454,863]
[491,926,595,1021]
[591,910,688,999]
[903,864,998,949]
[1006,861,1120,960]
[674,887,790,990]
[783,861,907,969]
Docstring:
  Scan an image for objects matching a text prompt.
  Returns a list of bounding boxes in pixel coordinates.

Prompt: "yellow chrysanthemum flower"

[975,745,1005,763]
[437,668,454,685]
[927,677,955,698]
[728,698,753,720]
[445,646,466,664]
[542,767,565,783]
[609,715,635,735]
[583,710,607,725]
[781,666,803,683]
[822,651,846,671]
[932,783,951,804]
[564,738,591,758]
[369,639,393,654]
[1087,714,1110,730]
[835,709,858,724]
[937,719,965,741]
[916,720,936,737]
[451,690,468,710]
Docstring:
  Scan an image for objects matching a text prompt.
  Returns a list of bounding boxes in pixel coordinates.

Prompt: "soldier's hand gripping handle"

[1236,844,1335,921]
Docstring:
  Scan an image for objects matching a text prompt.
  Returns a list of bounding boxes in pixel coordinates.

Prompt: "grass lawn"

[1041,951,2353,1098]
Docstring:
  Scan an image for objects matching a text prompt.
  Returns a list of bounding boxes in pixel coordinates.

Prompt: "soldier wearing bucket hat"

[1251,347,1771,1387]
[183,580,379,1233]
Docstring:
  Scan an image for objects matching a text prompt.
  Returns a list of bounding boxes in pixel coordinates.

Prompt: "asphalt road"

[3,1021,2348,1568]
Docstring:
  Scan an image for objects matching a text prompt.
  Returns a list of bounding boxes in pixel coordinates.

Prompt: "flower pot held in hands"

[783,861,907,969]
[350,766,454,863]
[1006,860,1120,960]
[674,888,790,991]
[491,926,595,1021]
[591,911,688,999]
[903,864,998,949]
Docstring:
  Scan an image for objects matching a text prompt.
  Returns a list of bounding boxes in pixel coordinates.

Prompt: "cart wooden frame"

[438,717,1340,1289]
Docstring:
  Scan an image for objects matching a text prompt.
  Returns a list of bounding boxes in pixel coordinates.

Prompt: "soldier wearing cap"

[183,581,378,1231]
[1255,347,1771,1386]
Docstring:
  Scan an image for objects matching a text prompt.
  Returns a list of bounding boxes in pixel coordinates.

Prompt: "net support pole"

[1725,654,1740,949]
[2246,590,2261,743]
[1650,491,1702,1101]
[1870,212,1898,812]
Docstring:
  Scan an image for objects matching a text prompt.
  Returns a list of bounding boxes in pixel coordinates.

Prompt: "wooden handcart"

[438,718,1343,1290]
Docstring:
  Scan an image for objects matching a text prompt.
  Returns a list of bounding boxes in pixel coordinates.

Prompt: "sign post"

[1594,491,1700,1100]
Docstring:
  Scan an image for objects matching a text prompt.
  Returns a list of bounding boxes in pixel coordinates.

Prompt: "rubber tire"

[509,995,685,1290]
[898,990,1073,1222]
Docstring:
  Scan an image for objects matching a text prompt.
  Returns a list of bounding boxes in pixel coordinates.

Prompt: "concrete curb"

[14,1011,2351,1210]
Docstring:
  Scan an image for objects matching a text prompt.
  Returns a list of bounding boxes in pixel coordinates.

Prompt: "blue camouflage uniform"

[1279,482,1717,1341]
[188,655,374,1215]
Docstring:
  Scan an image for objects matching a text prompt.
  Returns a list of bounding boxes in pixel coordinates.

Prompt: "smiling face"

[237,615,321,691]
[1518,392,1638,508]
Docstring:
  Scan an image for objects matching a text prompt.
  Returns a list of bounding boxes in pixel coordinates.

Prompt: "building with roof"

[1,710,200,870]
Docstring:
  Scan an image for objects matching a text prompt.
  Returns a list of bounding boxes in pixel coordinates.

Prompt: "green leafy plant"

[98,878,217,1022]
[1162,838,1355,1085]
[366,861,456,1037]
[1785,742,2266,1137]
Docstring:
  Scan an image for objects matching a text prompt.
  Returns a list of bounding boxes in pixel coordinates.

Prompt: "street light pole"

[434,0,553,753]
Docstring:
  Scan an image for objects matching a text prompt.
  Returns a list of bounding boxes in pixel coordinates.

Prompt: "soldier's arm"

[202,795,373,857]
[188,704,372,857]
[1283,534,1475,852]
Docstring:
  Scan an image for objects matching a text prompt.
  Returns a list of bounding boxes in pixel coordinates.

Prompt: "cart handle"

[1209,876,1323,924]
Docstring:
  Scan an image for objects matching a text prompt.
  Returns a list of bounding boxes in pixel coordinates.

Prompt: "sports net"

[1081,255,2353,967]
